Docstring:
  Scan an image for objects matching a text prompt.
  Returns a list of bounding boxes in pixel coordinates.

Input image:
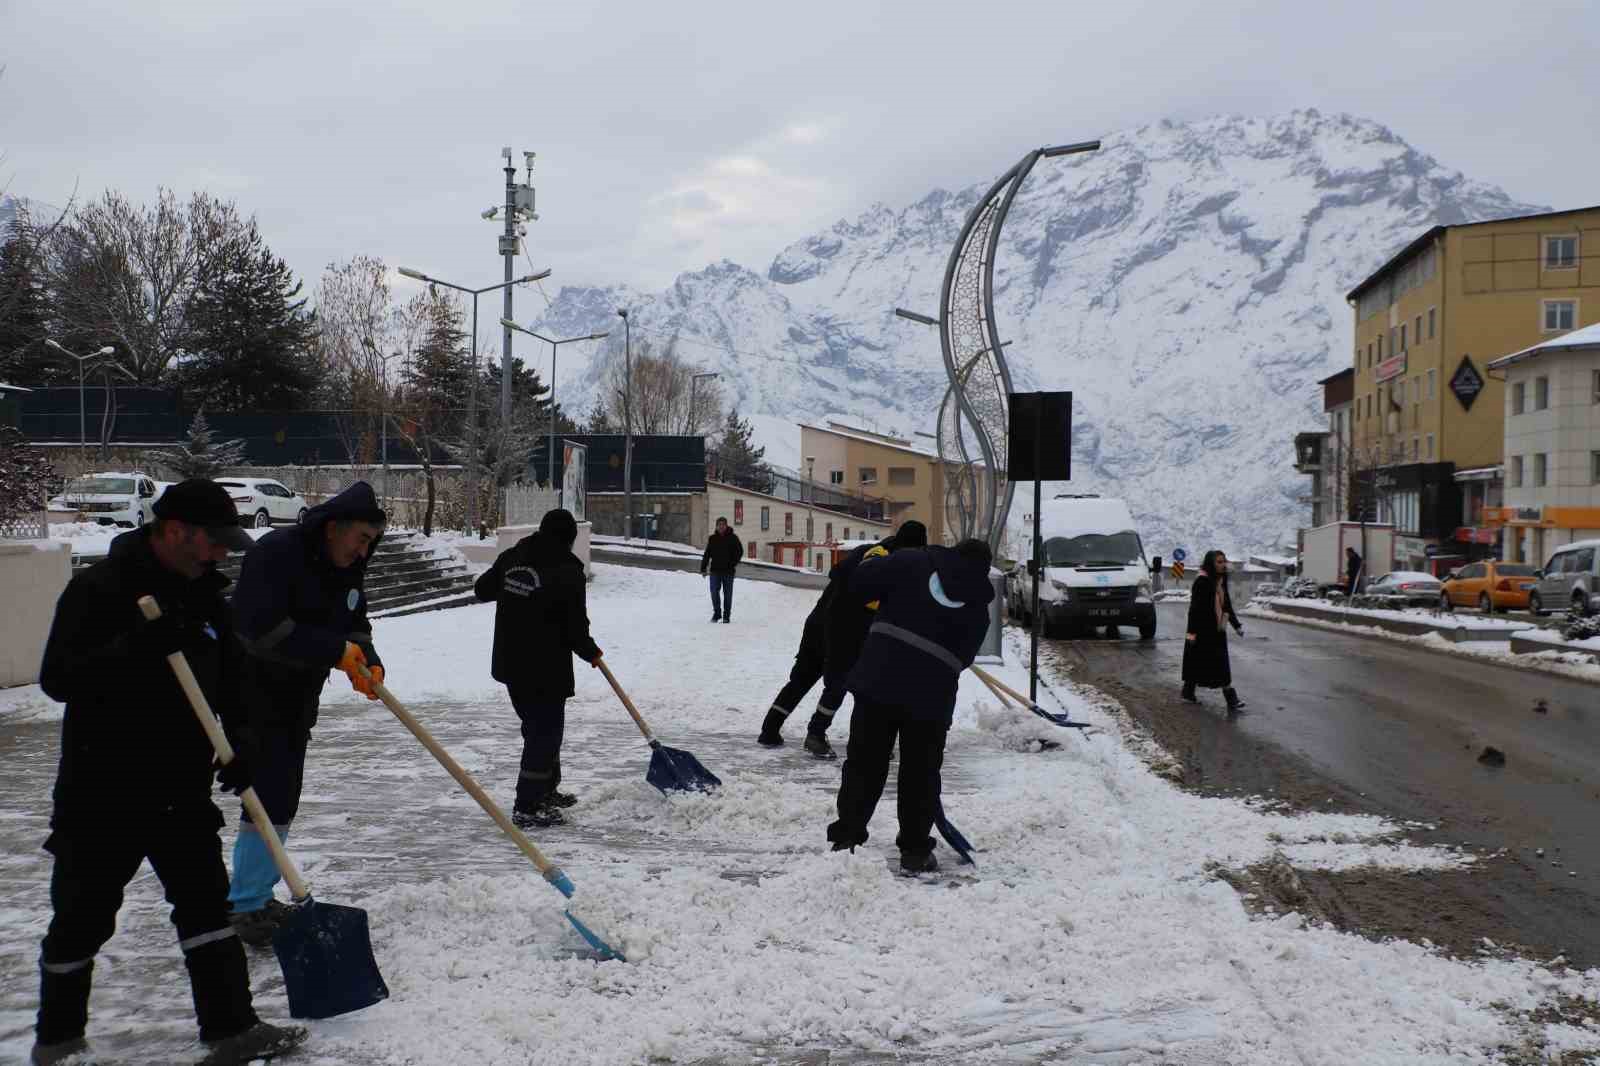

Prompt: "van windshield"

[1043,532,1143,567]
[66,477,135,495]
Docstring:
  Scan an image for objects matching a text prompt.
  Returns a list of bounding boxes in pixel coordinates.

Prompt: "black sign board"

[1450,356,1484,411]
[1007,391,1072,481]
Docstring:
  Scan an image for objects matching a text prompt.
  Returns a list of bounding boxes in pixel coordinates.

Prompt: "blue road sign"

[1172,547,1188,563]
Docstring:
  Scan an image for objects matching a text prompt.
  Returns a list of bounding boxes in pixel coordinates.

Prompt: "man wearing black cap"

[757,520,928,759]
[225,481,387,945]
[32,479,305,1065]
[474,508,603,828]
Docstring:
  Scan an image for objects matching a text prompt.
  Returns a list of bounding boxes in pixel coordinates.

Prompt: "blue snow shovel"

[140,597,388,1020]
[597,660,722,794]
[362,668,625,961]
[933,801,977,865]
[972,666,1091,730]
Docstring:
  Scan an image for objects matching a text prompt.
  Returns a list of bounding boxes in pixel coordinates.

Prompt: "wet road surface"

[1048,601,1600,965]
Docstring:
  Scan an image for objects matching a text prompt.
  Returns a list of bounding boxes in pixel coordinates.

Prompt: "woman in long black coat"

[1182,550,1246,711]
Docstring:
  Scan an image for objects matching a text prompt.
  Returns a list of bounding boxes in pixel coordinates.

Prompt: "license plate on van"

[1090,608,1120,617]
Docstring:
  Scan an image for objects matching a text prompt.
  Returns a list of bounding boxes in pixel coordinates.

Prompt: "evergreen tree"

[0,223,62,385]
[393,292,469,534]
[143,410,247,479]
[714,408,772,493]
[173,219,319,411]
[584,398,616,433]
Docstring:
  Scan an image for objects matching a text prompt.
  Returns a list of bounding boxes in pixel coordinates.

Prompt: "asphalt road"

[1048,601,1600,964]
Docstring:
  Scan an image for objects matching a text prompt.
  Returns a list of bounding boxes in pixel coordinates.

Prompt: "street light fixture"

[45,339,116,462]
[501,317,609,506]
[396,266,551,530]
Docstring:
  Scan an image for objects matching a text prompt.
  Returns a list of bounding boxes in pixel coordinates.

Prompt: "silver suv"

[1534,540,1600,616]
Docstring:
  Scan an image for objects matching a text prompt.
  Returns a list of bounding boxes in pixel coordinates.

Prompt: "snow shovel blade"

[543,869,626,961]
[1026,703,1091,729]
[934,805,976,866]
[646,740,721,794]
[272,897,389,1020]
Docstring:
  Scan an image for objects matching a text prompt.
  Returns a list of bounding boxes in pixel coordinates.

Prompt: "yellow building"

[1344,206,1600,565]
[799,422,964,544]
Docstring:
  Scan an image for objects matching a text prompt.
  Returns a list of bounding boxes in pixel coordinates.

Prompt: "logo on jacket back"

[347,589,360,610]
[504,566,542,598]
[928,573,965,609]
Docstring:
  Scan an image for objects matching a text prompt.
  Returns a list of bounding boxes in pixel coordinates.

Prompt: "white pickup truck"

[50,471,165,527]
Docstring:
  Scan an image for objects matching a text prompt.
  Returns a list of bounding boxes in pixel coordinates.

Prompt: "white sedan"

[217,478,309,528]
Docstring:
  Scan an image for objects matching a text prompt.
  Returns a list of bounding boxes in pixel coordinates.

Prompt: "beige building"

[801,422,990,545]
[1343,205,1600,563]
[707,479,892,571]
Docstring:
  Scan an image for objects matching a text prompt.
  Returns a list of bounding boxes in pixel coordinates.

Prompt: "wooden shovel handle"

[970,665,1035,711]
[595,660,654,743]
[137,596,310,902]
[970,665,1016,708]
[359,667,558,877]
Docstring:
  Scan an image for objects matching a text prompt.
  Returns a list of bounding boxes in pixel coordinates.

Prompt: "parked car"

[1439,561,1539,613]
[1363,570,1442,607]
[1534,540,1600,617]
[49,471,163,527]
[216,478,309,528]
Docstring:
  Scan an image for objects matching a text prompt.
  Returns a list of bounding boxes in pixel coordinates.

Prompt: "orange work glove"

[339,642,383,699]
[863,544,890,611]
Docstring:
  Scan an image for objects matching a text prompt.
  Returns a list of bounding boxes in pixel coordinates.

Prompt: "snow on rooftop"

[1488,320,1600,369]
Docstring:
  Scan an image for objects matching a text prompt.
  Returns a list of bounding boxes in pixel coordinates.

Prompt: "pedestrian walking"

[1345,546,1363,600]
[32,479,304,1065]
[473,508,603,829]
[226,481,387,947]
[826,538,994,873]
[700,516,743,623]
[1181,549,1246,712]
[758,521,927,758]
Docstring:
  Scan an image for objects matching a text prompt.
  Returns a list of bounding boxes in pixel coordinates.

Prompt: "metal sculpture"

[928,141,1099,549]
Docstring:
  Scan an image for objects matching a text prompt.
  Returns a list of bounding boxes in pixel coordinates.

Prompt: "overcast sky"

[5,0,1597,301]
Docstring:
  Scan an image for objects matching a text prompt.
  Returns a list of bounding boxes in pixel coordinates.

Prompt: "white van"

[50,471,164,527]
[1009,494,1156,639]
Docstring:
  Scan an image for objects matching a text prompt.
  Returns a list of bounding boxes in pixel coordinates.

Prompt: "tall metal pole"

[1030,478,1042,703]
[467,293,480,530]
[806,456,816,571]
[78,359,86,463]
[500,158,517,428]
[548,338,558,499]
[619,309,633,539]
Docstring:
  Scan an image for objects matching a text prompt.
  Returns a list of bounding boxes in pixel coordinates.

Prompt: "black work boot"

[1224,687,1247,713]
[899,851,939,874]
[757,707,787,747]
[198,1021,308,1065]
[35,959,93,1053]
[803,733,837,760]
[186,936,258,1047]
[512,800,566,829]
[1180,683,1198,703]
[548,791,578,809]
[29,1036,88,1065]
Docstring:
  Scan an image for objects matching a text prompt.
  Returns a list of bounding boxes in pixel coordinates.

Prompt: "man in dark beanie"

[757,520,928,759]
[226,480,387,945]
[32,479,304,1064]
[475,508,603,828]
[828,537,994,873]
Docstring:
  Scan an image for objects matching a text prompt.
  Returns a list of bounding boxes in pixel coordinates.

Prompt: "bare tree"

[591,336,724,436]
[313,255,394,464]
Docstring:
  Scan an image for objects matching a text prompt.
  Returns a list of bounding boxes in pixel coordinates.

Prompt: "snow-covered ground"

[3,564,1597,1064]
[47,522,276,558]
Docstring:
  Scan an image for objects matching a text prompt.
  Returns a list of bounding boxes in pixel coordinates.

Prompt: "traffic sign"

[1171,561,1186,580]
[1172,548,1188,563]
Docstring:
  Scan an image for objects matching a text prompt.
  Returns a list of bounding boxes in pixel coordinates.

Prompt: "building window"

[829,470,844,485]
[1511,456,1524,487]
[843,526,850,540]
[1593,369,1600,405]
[858,467,878,484]
[1592,452,1600,485]
[1427,368,1436,399]
[1377,334,1384,358]
[760,505,770,531]
[1534,453,1548,487]
[747,540,757,558]
[825,521,833,542]
[1411,437,1419,461]
[1426,434,1434,460]
[1535,376,1549,411]
[784,511,793,536]
[888,467,916,486]
[805,516,814,541]
[1545,235,1578,270]
[1367,342,1373,366]
[1400,323,1407,350]
[1543,299,1576,332]
[1414,315,1422,344]
[1395,380,1405,406]
[733,500,744,525]
[1428,307,1436,339]
[1512,381,1525,415]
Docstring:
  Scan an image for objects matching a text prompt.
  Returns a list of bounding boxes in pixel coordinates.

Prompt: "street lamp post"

[501,318,608,507]
[398,266,549,530]
[44,340,116,464]
[617,309,632,539]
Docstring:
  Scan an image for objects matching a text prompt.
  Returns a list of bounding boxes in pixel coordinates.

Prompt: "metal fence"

[713,461,888,523]
[0,510,48,540]
[503,485,559,528]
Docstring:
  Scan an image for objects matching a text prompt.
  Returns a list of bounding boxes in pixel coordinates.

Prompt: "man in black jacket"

[32,479,304,1065]
[827,538,994,873]
[226,481,386,946]
[700,516,743,623]
[474,509,603,828]
[757,520,928,758]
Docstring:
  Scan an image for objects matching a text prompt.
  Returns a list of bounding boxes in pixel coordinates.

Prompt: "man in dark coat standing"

[474,508,602,828]
[826,538,994,873]
[1182,549,1245,711]
[32,479,304,1065]
[226,481,386,946]
[1345,546,1363,599]
[700,516,743,623]
[758,521,928,759]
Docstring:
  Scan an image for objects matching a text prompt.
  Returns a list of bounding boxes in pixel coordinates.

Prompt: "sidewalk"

[3,565,1596,1064]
